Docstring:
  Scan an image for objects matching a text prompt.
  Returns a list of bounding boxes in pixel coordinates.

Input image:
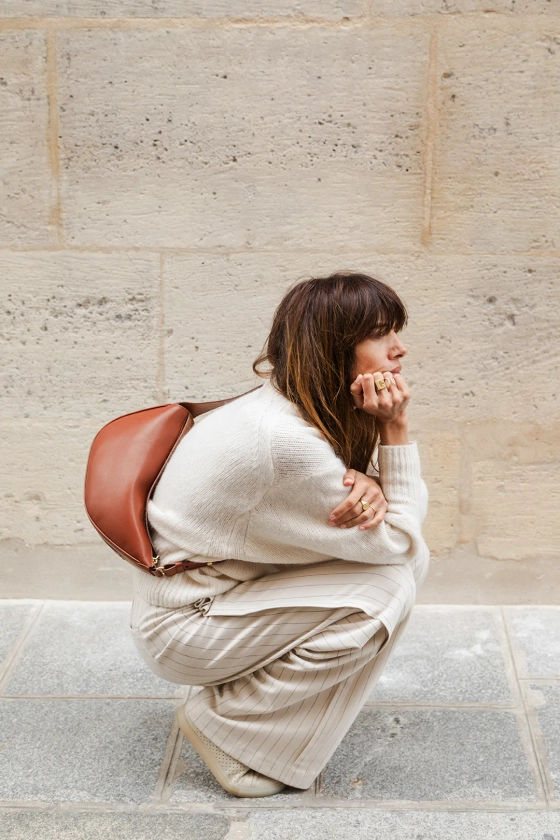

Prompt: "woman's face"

[351,329,408,380]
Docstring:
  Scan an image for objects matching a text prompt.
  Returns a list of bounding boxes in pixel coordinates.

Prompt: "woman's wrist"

[377,415,409,446]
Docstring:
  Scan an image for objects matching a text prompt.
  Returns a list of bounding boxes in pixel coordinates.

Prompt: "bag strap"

[180,383,264,418]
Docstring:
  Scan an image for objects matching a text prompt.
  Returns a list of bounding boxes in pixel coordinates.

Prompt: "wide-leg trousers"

[129,554,428,790]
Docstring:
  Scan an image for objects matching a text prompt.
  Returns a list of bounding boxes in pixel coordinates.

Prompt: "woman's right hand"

[350,371,410,425]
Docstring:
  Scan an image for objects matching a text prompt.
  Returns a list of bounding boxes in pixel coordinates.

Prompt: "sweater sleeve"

[244,420,429,567]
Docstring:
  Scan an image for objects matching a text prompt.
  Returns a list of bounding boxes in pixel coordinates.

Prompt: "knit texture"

[132,379,429,608]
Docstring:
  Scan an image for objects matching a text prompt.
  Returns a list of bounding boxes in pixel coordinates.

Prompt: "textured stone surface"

[525,682,560,800]
[0,421,117,545]
[432,20,560,253]
[321,707,537,800]
[0,32,54,247]
[0,810,230,839]
[417,430,461,554]
[0,699,174,803]
[369,607,512,704]
[0,252,159,419]
[2,602,175,697]
[0,602,36,676]
[370,0,560,13]
[505,608,560,676]
[57,27,428,249]
[471,460,560,561]
[1,541,135,599]
[246,810,560,840]
[1,0,362,18]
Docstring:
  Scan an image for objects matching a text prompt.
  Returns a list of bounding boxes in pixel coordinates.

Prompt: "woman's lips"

[389,366,402,374]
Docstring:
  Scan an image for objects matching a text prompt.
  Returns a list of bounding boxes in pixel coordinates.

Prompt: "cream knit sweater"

[132,378,429,609]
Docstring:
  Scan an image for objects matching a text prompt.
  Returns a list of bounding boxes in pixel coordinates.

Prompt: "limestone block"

[0,420,107,545]
[366,254,560,424]
[163,253,306,400]
[0,1,362,18]
[417,432,461,556]
[0,251,159,419]
[432,19,560,253]
[471,459,560,560]
[57,26,429,249]
[0,31,54,246]
[369,1,560,14]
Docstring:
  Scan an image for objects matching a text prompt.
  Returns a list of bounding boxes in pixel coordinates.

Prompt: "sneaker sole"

[176,703,286,798]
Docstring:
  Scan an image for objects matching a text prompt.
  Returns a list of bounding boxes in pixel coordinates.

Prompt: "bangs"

[329,272,408,343]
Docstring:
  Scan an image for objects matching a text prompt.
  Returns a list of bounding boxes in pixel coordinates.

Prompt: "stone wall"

[1,3,559,600]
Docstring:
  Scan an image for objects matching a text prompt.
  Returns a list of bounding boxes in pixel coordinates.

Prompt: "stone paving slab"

[525,682,560,802]
[0,699,175,804]
[1,602,175,697]
[0,602,36,675]
[369,607,513,704]
[320,707,538,801]
[0,600,558,833]
[0,810,230,840]
[244,809,560,839]
[504,607,560,677]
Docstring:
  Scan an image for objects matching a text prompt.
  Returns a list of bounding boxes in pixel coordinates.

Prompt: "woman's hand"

[350,371,410,425]
[328,469,388,531]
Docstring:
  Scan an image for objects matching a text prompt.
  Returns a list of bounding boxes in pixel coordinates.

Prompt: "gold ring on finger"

[374,378,387,391]
[360,498,371,512]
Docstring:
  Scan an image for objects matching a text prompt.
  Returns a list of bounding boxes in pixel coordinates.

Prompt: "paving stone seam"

[499,607,551,805]
[0,602,44,694]
[518,680,559,806]
[519,676,560,682]
[151,715,185,806]
[0,696,526,708]
[0,694,180,699]
[361,700,518,710]
[2,801,558,814]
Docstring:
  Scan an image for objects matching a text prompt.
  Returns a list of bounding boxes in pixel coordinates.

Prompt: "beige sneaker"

[176,703,286,798]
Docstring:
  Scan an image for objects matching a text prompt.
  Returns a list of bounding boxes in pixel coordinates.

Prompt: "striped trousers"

[129,554,428,789]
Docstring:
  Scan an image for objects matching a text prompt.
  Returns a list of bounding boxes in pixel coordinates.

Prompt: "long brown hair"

[252,271,408,473]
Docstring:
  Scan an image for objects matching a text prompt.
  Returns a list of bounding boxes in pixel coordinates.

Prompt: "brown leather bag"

[84,386,262,578]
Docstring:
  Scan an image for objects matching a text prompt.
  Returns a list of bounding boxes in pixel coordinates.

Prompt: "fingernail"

[340,524,346,529]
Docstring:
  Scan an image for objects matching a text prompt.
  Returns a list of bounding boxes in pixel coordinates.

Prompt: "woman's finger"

[343,468,357,486]
[336,485,382,527]
[341,501,378,529]
[330,482,369,523]
[359,498,388,530]
[360,373,380,411]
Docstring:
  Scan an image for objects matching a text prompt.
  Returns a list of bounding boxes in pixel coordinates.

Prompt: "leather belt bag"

[84,386,262,578]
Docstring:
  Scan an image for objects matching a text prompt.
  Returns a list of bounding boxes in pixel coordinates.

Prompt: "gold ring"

[360,498,371,512]
[375,378,387,391]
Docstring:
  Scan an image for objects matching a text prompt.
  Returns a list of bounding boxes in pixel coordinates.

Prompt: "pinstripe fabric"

[129,550,427,789]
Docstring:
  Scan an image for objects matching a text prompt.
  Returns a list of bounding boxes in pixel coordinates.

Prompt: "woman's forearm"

[377,415,410,446]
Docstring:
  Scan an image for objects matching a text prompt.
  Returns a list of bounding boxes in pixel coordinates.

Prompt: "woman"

[129,271,430,798]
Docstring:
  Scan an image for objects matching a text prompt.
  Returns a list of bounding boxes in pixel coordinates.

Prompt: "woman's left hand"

[328,469,388,530]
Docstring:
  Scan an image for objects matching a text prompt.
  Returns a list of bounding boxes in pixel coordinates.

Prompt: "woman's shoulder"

[261,385,343,480]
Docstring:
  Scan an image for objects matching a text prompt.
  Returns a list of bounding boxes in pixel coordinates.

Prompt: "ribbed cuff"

[377,440,422,505]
